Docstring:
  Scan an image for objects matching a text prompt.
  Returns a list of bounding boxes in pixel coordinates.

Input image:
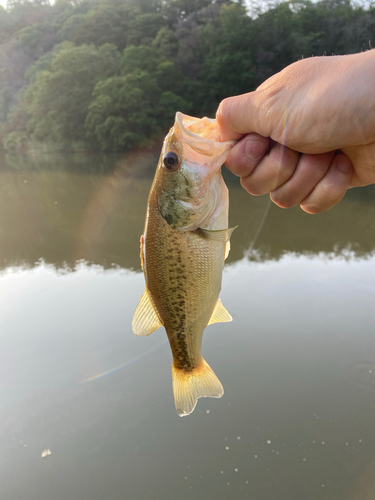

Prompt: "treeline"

[0,0,374,153]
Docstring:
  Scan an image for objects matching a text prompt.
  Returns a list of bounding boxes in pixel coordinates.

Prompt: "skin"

[216,49,375,214]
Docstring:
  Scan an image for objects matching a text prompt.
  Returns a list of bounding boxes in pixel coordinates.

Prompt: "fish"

[132,112,236,417]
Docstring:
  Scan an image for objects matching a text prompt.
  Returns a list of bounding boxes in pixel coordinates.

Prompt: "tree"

[152,26,178,59]
[0,40,32,123]
[198,3,254,114]
[1,0,375,153]
[25,43,121,144]
[85,67,190,151]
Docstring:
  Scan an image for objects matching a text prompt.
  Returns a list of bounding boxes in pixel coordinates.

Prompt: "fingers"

[299,153,353,213]
[270,152,335,208]
[226,134,354,213]
[241,144,299,195]
[225,134,300,195]
[231,139,300,195]
[225,134,269,177]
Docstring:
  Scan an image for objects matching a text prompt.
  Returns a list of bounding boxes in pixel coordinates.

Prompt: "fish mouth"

[174,112,235,159]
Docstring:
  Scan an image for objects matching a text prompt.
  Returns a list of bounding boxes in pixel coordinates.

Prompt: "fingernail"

[244,135,268,161]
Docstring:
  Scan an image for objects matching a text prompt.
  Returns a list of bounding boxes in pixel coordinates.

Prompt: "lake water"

[1,150,375,500]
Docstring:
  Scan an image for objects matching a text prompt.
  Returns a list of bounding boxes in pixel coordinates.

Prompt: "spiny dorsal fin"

[198,226,237,243]
[208,298,232,326]
[132,289,162,336]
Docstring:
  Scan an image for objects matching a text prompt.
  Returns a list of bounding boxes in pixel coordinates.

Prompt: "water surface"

[1,151,375,500]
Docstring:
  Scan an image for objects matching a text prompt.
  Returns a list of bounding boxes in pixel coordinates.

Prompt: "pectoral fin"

[208,298,232,325]
[132,289,162,336]
[198,226,236,260]
[198,226,237,242]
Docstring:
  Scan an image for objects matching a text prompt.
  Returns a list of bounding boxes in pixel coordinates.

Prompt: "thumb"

[216,92,270,142]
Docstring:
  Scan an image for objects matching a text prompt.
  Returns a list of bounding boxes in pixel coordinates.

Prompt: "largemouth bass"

[132,112,236,417]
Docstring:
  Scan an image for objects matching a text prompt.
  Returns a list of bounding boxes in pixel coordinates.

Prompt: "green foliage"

[121,44,162,74]
[62,5,129,48]
[126,12,164,45]
[57,13,86,42]
[16,23,57,59]
[3,130,29,151]
[85,68,190,151]
[199,3,254,112]
[25,42,64,81]
[25,43,121,144]
[153,27,178,59]
[121,44,188,94]
[1,0,375,153]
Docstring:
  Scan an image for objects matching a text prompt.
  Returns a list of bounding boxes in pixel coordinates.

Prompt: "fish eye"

[163,151,180,171]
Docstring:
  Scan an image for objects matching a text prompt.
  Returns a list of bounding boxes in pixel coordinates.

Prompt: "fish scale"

[146,206,224,371]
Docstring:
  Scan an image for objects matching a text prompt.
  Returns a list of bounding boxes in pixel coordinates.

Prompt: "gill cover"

[158,113,235,231]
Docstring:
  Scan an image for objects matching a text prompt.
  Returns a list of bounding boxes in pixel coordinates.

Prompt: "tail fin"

[172,359,224,417]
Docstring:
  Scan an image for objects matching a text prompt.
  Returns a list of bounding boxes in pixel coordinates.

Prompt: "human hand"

[217,50,375,213]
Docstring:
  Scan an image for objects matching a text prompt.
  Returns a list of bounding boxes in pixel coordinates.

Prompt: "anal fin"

[208,298,232,326]
[132,289,162,336]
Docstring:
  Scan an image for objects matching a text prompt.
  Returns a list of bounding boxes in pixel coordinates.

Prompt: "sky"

[0,0,373,14]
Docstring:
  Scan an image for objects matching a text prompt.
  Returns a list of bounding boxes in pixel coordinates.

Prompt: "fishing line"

[223,107,290,285]
[79,340,167,384]
[221,195,272,297]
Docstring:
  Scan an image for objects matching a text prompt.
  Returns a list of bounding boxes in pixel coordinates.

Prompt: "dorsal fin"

[208,298,232,326]
[132,289,162,336]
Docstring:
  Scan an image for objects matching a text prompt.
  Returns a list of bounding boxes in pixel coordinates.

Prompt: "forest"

[0,0,374,153]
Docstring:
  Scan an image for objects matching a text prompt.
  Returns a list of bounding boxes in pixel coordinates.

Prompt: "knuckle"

[244,136,269,161]
[333,153,353,175]
[271,147,299,182]
[300,202,322,214]
[321,176,346,199]
[241,177,266,196]
[300,182,344,214]
[296,154,332,185]
[282,159,298,181]
[270,191,296,208]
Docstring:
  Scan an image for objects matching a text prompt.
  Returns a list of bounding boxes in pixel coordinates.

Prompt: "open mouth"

[174,112,235,158]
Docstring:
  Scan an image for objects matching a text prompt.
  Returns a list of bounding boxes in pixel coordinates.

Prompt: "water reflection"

[0,150,374,271]
[1,254,375,500]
